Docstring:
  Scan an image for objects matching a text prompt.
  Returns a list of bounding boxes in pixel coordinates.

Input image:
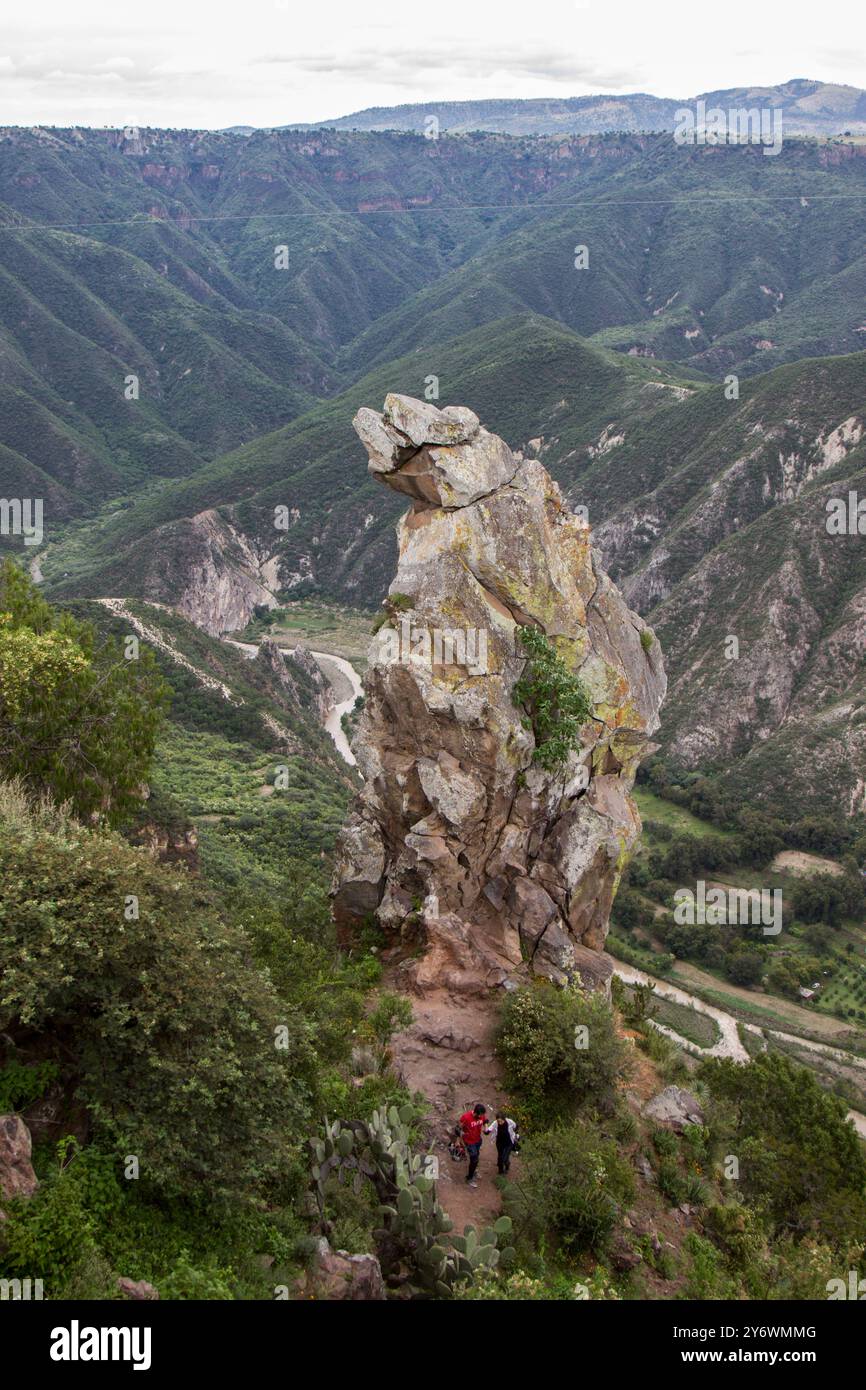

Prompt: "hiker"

[458,1103,487,1187]
[485,1112,520,1175]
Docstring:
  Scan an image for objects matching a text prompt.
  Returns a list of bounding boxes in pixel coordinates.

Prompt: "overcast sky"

[1,0,864,130]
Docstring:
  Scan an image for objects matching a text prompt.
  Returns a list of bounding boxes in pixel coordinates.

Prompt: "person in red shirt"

[459,1104,487,1186]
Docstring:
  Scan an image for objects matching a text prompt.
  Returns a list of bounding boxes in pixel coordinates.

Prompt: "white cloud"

[0,0,863,129]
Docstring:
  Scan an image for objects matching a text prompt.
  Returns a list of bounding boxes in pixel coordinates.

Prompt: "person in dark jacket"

[486,1112,520,1175]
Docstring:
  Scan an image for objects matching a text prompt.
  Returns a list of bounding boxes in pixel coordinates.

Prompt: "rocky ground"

[390,985,509,1231]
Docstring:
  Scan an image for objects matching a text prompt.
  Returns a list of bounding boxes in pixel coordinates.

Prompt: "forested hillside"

[1,122,864,810]
[2,97,866,1315]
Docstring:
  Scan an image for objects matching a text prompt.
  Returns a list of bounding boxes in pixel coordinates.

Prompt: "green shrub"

[702,1202,766,1272]
[611,1109,638,1144]
[159,1251,235,1300]
[506,1121,635,1256]
[496,982,630,1125]
[512,626,592,774]
[0,1160,96,1296]
[0,795,304,1199]
[0,561,166,822]
[651,1127,678,1159]
[656,1156,686,1204]
[0,1056,59,1112]
[363,991,414,1051]
[681,1232,740,1299]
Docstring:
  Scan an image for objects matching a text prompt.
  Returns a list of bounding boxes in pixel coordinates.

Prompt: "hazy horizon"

[1,0,864,130]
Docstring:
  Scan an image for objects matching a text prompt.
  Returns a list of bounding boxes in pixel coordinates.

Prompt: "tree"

[661,835,703,881]
[612,887,642,930]
[788,817,847,857]
[792,873,847,926]
[766,959,802,998]
[698,1053,866,1246]
[805,923,833,954]
[0,561,166,822]
[726,949,764,987]
[736,809,785,867]
[0,793,301,1198]
[660,921,708,962]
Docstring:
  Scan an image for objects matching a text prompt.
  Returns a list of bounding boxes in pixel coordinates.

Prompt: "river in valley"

[224,638,363,766]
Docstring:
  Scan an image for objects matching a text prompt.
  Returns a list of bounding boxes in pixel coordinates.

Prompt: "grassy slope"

[65,599,354,892]
[39,312,699,600]
[2,127,866,520]
[33,315,866,817]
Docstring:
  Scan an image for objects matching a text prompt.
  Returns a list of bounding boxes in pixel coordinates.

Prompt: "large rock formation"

[332,394,665,995]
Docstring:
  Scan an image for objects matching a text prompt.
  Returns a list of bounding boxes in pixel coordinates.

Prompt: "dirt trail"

[615,964,749,1061]
[613,957,866,1138]
[390,988,511,1233]
[672,960,858,1041]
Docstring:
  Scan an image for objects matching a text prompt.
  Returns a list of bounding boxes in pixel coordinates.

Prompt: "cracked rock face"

[332,394,666,996]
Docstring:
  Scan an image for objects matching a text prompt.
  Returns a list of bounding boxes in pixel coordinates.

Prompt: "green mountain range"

[1,121,865,814]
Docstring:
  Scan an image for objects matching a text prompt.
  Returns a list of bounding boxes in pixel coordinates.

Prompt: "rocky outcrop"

[301,1238,387,1301]
[0,1114,38,1200]
[283,642,333,722]
[139,510,279,637]
[332,394,665,995]
[243,641,335,758]
[117,1277,160,1300]
[643,1086,706,1132]
[129,819,199,869]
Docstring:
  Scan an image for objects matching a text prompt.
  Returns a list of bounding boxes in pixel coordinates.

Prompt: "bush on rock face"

[512,626,593,774]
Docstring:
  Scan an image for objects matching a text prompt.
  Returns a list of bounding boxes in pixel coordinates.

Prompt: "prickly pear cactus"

[309,1105,515,1297]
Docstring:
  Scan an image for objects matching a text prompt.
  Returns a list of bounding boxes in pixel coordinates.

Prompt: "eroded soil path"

[390,988,510,1233]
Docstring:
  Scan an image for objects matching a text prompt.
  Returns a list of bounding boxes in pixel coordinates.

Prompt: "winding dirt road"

[613,961,866,1138]
[224,639,362,765]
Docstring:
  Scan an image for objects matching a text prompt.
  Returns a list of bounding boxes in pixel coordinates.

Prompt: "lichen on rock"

[332,394,666,996]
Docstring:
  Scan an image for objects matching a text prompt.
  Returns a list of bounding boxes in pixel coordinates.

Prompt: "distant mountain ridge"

[282,79,866,138]
[2,119,866,814]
